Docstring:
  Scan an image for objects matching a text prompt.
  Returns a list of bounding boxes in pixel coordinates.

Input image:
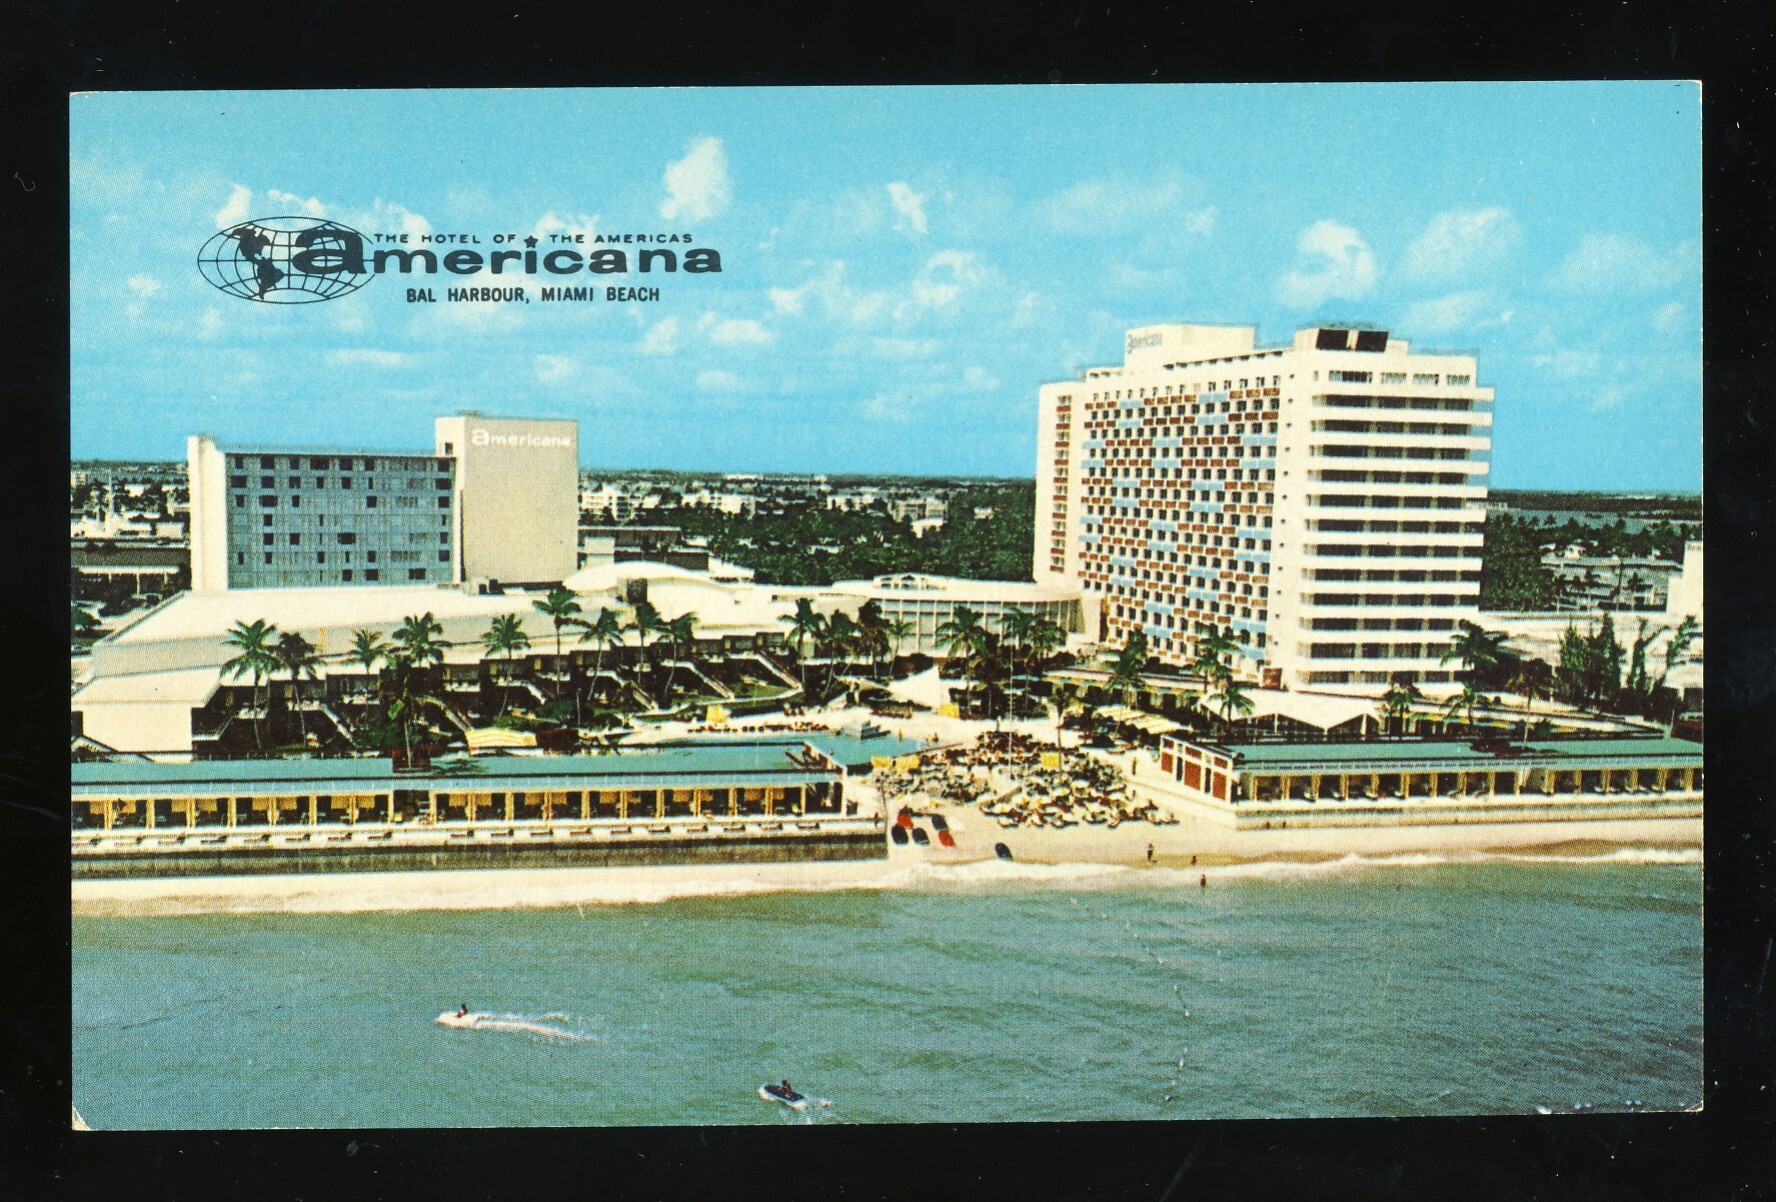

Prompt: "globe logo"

[196,216,375,303]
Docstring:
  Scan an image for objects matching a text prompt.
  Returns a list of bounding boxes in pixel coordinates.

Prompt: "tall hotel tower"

[1035,324,1492,693]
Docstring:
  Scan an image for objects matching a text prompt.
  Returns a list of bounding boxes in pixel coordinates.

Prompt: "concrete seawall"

[73,827,886,879]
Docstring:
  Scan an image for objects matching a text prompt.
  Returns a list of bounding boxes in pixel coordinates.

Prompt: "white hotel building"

[189,413,579,592]
[1035,323,1492,693]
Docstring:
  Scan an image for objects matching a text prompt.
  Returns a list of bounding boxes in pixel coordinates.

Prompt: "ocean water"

[71,851,1702,1128]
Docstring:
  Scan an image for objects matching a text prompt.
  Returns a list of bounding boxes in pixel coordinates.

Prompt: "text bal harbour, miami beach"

[70,83,1701,1129]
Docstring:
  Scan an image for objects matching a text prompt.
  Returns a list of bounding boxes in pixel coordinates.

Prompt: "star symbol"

[523,235,538,248]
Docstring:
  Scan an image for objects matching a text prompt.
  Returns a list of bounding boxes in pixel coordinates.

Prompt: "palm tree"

[781,597,826,663]
[1025,616,1066,664]
[479,614,531,718]
[274,631,321,744]
[383,658,446,769]
[391,612,446,669]
[935,605,990,715]
[1191,630,1239,685]
[1378,677,1422,736]
[935,604,987,662]
[577,607,624,707]
[347,629,389,702]
[1107,630,1148,708]
[628,600,665,702]
[532,586,582,682]
[1205,674,1255,736]
[222,618,280,748]
[1442,680,1489,732]
[883,617,916,669]
[1441,621,1510,687]
[1505,658,1554,742]
[821,610,860,703]
[659,611,700,706]
[1657,614,1698,692]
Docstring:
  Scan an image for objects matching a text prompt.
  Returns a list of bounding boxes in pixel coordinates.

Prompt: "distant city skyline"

[73,84,1700,489]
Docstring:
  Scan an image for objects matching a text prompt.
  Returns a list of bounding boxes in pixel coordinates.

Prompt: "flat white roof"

[829,574,1081,603]
[105,585,539,645]
[72,666,223,706]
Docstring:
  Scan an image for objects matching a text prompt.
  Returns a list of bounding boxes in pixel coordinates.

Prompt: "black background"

[2,2,1771,1198]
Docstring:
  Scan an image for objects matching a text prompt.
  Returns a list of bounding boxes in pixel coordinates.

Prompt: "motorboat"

[890,825,910,846]
[911,827,931,847]
[993,842,1014,861]
[759,1082,829,1111]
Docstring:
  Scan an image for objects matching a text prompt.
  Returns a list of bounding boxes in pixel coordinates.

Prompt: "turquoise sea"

[71,851,1702,1128]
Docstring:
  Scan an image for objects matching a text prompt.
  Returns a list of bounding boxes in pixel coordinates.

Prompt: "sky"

[71,83,1701,489]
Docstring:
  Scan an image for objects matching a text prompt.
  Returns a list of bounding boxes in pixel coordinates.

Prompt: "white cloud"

[1547,233,1691,294]
[909,250,984,310]
[887,182,928,235]
[1182,206,1217,236]
[126,275,161,298]
[1400,207,1519,281]
[1652,301,1689,335]
[215,184,253,229]
[697,369,745,392]
[767,261,894,328]
[1276,220,1378,308]
[640,316,680,355]
[266,188,328,217]
[532,211,599,244]
[1531,348,1604,379]
[960,365,998,391]
[1032,174,1191,235]
[534,354,577,384]
[1397,290,1504,336]
[869,337,940,359]
[325,349,407,368]
[660,136,731,222]
[697,312,773,346]
[861,394,913,422]
[361,199,431,239]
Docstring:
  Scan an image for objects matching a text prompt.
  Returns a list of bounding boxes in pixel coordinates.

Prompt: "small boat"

[929,814,949,832]
[890,825,910,846]
[911,827,931,846]
[896,809,914,829]
[759,1082,829,1111]
[937,829,956,848]
[994,842,1014,861]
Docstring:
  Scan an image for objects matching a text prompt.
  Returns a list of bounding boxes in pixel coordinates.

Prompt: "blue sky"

[71,83,1701,488]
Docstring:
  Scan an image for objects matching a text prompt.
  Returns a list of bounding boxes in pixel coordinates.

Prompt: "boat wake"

[434,1010,601,1042]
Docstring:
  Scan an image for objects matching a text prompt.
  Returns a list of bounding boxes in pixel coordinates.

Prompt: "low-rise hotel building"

[1036,323,1492,692]
[70,739,885,877]
[1150,732,1702,830]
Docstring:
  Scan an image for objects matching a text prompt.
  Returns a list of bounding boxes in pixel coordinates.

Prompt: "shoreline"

[72,813,1700,918]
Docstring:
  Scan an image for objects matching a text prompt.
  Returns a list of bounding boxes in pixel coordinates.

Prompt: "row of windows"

[1092,376,1281,402]
[1307,569,1481,583]
[1309,544,1482,558]
[1314,445,1474,461]
[1308,617,1459,632]
[1312,495,1469,510]
[1310,519,1481,535]
[227,454,448,473]
[1304,593,1468,607]
[233,549,449,568]
[1306,643,1440,660]
[1313,470,1473,486]
[1320,395,1480,412]
[1314,419,1474,436]
[239,493,452,510]
[230,474,452,492]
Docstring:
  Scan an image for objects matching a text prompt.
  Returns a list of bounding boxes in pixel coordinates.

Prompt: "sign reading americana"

[196,216,720,304]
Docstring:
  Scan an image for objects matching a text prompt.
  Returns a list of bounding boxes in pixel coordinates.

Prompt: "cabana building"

[1147,733,1703,829]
